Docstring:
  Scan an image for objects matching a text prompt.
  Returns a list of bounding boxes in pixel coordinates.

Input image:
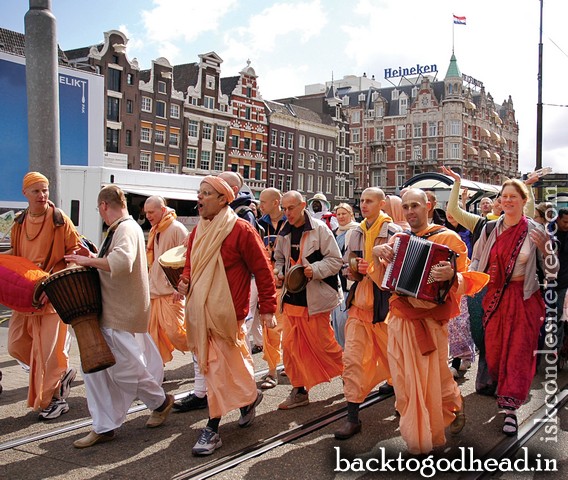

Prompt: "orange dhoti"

[149,295,188,364]
[282,305,343,390]
[343,306,390,403]
[203,322,258,419]
[388,314,462,455]
[262,288,285,372]
[8,310,68,410]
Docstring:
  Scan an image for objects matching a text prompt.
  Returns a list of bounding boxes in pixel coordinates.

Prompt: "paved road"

[1,309,567,479]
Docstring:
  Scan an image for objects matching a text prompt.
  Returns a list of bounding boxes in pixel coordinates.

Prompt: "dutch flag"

[453,15,466,25]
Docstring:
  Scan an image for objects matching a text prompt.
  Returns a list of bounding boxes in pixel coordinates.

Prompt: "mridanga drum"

[158,245,187,291]
[34,266,115,373]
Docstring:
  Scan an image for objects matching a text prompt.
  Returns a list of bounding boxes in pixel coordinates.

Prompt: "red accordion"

[381,234,457,304]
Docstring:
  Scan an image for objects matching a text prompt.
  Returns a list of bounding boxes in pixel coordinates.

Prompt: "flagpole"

[452,16,455,52]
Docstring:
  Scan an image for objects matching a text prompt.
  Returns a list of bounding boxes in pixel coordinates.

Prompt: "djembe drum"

[158,245,187,291]
[34,266,115,373]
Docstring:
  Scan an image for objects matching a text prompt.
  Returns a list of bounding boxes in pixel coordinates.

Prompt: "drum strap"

[98,218,133,258]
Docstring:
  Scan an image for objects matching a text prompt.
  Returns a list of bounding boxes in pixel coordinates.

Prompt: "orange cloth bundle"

[0,255,49,312]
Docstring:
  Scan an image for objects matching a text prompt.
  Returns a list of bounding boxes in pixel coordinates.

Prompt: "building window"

[307,174,314,192]
[141,127,151,143]
[271,130,277,146]
[202,123,212,140]
[269,173,276,188]
[278,153,285,169]
[399,97,408,115]
[244,138,251,150]
[413,123,422,138]
[243,165,250,179]
[396,169,406,187]
[317,176,323,192]
[279,133,286,148]
[206,75,215,90]
[214,152,225,171]
[318,139,325,151]
[245,106,251,120]
[125,130,132,147]
[397,126,406,139]
[287,154,293,170]
[169,132,179,147]
[156,101,166,118]
[297,173,304,191]
[327,157,333,171]
[397,148,405,162]
[286,175,292,191]
[231,164,238,172]
[141,97,152,112]
[186,148,197,169]
[188,120,198,138]
[413,146,421,160]
[216,126,226,143]
[106,128,119,153]
[255,139,262,152]
[204,96,214,109]
[231,135,239,148]
[351,128,360,143]
[107,97,119,122]
[447,120,461,136]
[308,154,316,169]
[299,135,306,148]
[351,110,361,123]
[298,152,305,168]
[158,81,166,94]
[428,144,437,160]
[155,129,165,145]
[108,68,121,92]
[318,156,324,170]
[170,104,180,118]
[449,142,460,159]
[155,160,164,173]
[376,127,384,141]
[140,152,150,171]
[428,121,437,137]
[278,174,284,192]
[327,140,334,153]
[326,176,332,194]
[126,99,133,114]
[309,136,315,150]
[246,86,252,98]
[200,150,211,170]
[126,73,134,85]
[288,134,294,149]
[255,162,262,181]
[270,152,276,168]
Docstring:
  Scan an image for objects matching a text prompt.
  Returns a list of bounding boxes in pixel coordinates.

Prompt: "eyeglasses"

[282,203,301,213]
[197,189,223,198]
[95,201,106,212]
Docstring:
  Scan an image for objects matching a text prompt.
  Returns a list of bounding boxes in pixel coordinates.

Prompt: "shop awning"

[480,128,490,137]
[467,145,478,155]
[481,149,490,158]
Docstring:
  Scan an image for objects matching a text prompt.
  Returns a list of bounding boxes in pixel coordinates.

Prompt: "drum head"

[158,245,187,268]
[284,264,308,293]
[348,252,364,282]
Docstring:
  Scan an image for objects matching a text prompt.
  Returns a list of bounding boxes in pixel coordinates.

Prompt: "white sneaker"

[59,367,77,399]
[192,427,222,456]
[39,398,69,420]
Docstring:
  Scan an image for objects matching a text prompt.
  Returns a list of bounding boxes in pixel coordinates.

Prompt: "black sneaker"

[377,383,395,395]
[251,345,263,354]
[238,390,263,428]
[173,393,208,412]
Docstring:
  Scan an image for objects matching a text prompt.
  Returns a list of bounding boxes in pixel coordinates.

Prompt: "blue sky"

[3,0,568,175]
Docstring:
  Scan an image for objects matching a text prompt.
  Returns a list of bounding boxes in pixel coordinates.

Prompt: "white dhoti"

[82,328,166,434]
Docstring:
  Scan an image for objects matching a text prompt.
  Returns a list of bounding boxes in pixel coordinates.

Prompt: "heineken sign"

[384,63,438,79]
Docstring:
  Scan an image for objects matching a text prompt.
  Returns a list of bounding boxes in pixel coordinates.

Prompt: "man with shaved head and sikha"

[273,191,344,410]
[374,188,486,455]
[178,176,277,456]
[144,196,189,366]
[334,187,402,440]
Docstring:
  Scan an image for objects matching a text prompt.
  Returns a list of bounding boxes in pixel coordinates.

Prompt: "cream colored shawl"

[186,206,238,373]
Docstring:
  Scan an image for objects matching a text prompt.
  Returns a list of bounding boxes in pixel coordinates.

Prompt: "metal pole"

[536,0,544,172]
[24,0,61,205]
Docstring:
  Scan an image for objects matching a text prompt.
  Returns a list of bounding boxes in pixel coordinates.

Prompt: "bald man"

[257,187,287,388]
[144,196,189,365]
[374,188,484,455]
[274,191,344,409]
[334,188,401,439]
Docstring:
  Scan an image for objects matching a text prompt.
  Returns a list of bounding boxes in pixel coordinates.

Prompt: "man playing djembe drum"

[144,196,189,366]
[373,189,487,455]
[3,172,83,420]
[65,185,174,448]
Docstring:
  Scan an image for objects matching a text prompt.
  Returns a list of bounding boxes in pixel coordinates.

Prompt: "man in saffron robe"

[144,196,189,365]
[374,188,487,455]
[274,191,344,409]
[178,176,277,456]
[5,172,83,419]
[334,188,401,439]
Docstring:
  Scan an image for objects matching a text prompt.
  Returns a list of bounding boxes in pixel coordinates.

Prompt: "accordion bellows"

[0,254,49,312]
[381,234,457,304]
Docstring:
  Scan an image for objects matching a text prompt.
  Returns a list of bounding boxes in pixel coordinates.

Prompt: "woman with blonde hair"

[331,203,358,348]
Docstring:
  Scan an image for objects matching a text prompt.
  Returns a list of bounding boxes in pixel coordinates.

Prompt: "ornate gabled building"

[221,60,268,196]
[65,30,140,168]
[340,53,519,196]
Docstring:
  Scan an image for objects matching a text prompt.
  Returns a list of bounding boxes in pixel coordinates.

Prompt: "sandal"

[450,395,466,435]
[260,374,277,389]
[502,413,518,436]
